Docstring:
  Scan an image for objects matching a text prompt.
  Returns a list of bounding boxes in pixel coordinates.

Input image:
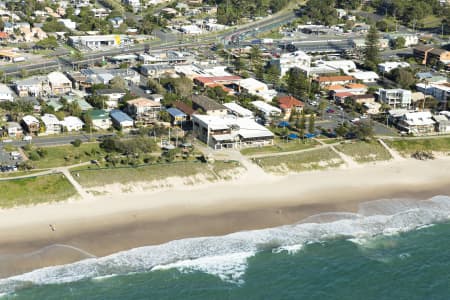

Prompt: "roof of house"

[192,95,226,111]
[316,75,354,83]
[334,92,355,98]
[47,71,71,85]
[345,83,368,89]
[325,85,345,91]
[174,101,195,115]
[352,94,375,99]
[22,115,39,125]
[110,109,133,123]
[127,97,161,107]
[167,107,187,118]
[223,102,254,117]
[277,96,304,110]
[87,109,110,120]
[95,88,126,95]
[194,76,241,85]
[429,48,448,56]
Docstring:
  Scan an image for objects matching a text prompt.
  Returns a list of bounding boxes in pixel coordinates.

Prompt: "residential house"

[61,116,84,132]
[433,115,450,133]
[251,100,282,122]
[192,114,274,150]
[416,83,450,105]
[110,109,134,129]
[174,101,195,120]
[0,84,14,101]
[238,78,277,102]
[86,109,112,130]
[378,88,412,109]
[396,111,436,135]
[47,72,72,95]
[4,122,23,138]
[378,62,410,74]
[385,33,419,47]
[109,17,124,29]
[14,76,48,97]
[140,64,175,77]
[347,71,379,83]
[277,96,304,119]
[315,75,355,88]
[191,95,227,116]
[21,115,40,135]
[352,94,376,104]
[223,102,254,119]
[167,107,187,125]
[126,97,161,125]
[41,114,62,135]
[94,89,126,110]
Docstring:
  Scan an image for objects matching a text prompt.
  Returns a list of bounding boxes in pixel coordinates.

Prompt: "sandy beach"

[1,157,450,278]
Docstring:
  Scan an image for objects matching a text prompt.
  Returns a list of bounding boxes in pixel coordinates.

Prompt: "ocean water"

[2,196,450,299]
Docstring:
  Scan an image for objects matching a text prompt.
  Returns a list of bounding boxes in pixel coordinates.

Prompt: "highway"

[0,9,298,76]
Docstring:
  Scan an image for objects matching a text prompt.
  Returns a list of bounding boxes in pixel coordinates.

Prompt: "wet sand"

[1,157,450,278]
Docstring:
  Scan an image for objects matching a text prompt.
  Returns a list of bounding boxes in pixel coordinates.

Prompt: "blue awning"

[288,133,299,139]
[278,121,290,127]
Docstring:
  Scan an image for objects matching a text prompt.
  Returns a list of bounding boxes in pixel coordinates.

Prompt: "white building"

[61,116,84,132]
[41,114,62,135]
[180,25,203,35]
[378,62,410,73]
[68,35,129,50]
[0,84,14,101]
[192,114,274,150]
[347,71,379,83]
[396,111,436,135]
[276,50,311,77]
[223,102,254,119]
[47,72,72,95]
[58,19,77,30]
[378,88,412,109]
[385,33,419,47]
[239,78,277,102]
[251,101,282,119]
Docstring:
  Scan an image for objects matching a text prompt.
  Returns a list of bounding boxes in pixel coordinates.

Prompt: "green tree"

[392,37,406,49]
[308,114,315,134]
[364,25,380,71]
[109,77,127,90]
[35,36,59,49]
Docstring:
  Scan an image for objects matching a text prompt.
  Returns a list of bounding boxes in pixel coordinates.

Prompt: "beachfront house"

[47,72,72,95]
[21,115,40,135]
[126,98,162,126]
[166,107,187,126]
[110,109,134,130]
[41,113,62,135]
[86,109,112,130]
[396,111,436,135]
[192,114,274,150]
[191,95,227,116]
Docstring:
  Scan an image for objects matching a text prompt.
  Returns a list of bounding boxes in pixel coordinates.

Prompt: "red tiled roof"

[277,95,304,109]
[334,92,355,98]
[0,32,8,39]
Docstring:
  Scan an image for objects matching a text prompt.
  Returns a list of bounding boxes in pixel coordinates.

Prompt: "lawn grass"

[0,174,77,208]
[255,148,343,173]
[334,141,392,163]
[240,138,318,156]
[71,161,241,188]
[0,169,48,178]
[385,137,450,156]
[26,143,106,168]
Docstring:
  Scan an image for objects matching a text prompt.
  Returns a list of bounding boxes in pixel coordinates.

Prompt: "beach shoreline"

[1,157,450,278]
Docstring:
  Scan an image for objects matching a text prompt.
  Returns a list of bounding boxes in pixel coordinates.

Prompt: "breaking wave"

[1,195,450,295]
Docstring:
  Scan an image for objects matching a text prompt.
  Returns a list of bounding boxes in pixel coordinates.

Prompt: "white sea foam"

[1,195,450,295]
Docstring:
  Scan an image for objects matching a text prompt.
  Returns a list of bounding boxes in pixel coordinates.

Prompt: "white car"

[23,136,32,141]
[351,118,361,123]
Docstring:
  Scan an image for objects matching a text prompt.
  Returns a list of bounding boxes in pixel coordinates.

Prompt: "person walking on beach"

[49,224,56,232]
